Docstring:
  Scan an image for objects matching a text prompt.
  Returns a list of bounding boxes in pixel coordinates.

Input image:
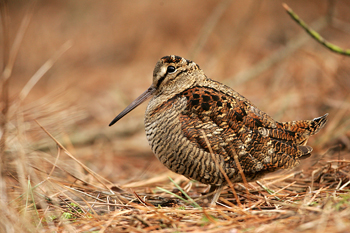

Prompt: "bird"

[109,55,328,206]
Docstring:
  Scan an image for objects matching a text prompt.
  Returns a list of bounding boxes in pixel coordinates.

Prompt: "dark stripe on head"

[156,69,186,88]
[156,74,167,88]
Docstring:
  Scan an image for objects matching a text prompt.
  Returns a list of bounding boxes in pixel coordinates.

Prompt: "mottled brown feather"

[176,86,304,177]
[113,55,328,187]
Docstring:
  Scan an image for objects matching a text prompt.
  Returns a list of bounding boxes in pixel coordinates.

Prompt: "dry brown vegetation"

[1,0,350,232]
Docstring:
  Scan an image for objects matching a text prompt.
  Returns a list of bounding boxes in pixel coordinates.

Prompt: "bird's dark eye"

[167,66,176,73]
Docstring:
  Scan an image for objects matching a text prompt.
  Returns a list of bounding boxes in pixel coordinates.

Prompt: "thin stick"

[0,0,35,176]
[188,0,232,60]
[0,0,9,71]
[225,16,328,86]
[2,1,36,81]
[283,3,350,56]
[232,151,250,196]
[133,191,154,207]
[256,181,280,201]
[271,181,296,197]
[19,41,72,101]
[201,130,242,208]
[0,0,10,178]
[98,210,134,233]
[35,120,116,194]
[306,187,324,206]
[48,147,61,178]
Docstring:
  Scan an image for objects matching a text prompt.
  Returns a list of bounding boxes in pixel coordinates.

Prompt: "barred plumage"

[109,55,328,205]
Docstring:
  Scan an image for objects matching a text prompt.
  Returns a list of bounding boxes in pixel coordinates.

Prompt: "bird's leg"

[210,185,224,207]
[203,184,212,193]
[183,180,193,192]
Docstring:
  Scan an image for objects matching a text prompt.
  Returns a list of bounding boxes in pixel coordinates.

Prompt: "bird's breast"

[144,95,236,185]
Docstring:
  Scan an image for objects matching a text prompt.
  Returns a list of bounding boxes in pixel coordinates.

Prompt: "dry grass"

[1,1,350,232]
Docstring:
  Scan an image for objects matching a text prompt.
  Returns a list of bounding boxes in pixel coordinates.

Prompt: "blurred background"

[2,0,350,185]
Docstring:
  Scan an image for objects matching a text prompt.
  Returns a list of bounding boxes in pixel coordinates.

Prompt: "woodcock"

[109,55,328,205]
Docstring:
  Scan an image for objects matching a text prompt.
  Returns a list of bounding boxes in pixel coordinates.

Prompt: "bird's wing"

[177,86,303,176]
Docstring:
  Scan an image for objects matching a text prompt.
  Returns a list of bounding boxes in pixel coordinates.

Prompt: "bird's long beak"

[109,86,156,126]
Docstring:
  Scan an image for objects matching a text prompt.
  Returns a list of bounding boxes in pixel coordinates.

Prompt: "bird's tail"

[279,113,328,146]
[310,113,329,135]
